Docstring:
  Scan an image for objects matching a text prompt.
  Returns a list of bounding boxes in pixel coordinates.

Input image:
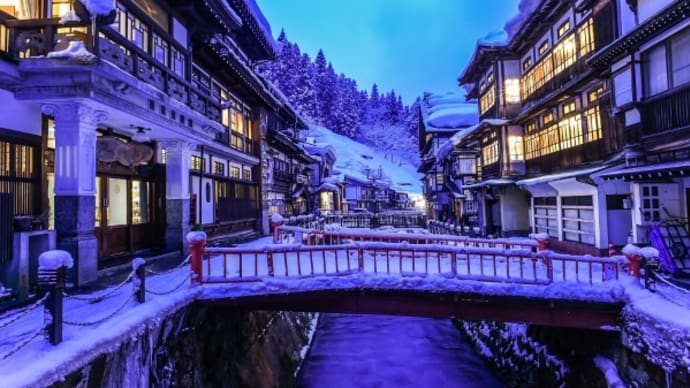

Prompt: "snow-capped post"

[271,213,284,243]
[132,258,146,303]
[640,246,660,290]
[603,241,617,281]
[531,233,549,252]
[622,243,641,279]
[38,250,73,345]
[187,230,207,284]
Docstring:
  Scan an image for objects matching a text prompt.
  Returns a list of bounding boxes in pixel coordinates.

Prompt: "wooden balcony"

[640,85,690,137]
[0,16,264,156]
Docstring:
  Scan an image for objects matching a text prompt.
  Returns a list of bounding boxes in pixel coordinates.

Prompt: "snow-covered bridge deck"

[195,240,627,329]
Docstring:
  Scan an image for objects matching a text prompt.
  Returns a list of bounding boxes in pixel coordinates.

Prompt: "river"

[296,314,503,388]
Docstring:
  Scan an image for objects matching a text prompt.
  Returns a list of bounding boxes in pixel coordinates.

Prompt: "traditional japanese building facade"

[417,92,478,222]
[453,0,631,253]
[588,0,690,247]
[0,0,304,285]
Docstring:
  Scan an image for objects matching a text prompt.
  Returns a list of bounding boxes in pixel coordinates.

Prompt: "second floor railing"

[640,85,690,137]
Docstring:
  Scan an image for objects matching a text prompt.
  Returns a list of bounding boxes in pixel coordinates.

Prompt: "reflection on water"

[296,314,503,388]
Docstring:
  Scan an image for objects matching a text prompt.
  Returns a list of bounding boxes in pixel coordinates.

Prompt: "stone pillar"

[162,141,193,254]
[42,103,106,286]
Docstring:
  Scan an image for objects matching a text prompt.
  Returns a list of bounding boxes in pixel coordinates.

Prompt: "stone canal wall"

[48,304,315,387]
[459,319,689,387]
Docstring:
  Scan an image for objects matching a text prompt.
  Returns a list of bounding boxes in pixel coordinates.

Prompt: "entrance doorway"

[95,175,159,259]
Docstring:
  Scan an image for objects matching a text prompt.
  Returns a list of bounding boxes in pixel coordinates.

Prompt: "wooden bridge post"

[38,250,73,346]
[357,247,364,272]
[451,251,457,276]
[187,231,207,284]
[132,258,146,303]
[267,251,274,276]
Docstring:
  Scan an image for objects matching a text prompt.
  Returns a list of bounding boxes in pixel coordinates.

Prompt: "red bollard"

[537,238,548,251]
[187,231,207,283]
[271,214,284,243]
[625,254,641,278]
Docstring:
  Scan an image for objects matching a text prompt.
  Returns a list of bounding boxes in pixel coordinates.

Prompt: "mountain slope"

[303,125,421,195]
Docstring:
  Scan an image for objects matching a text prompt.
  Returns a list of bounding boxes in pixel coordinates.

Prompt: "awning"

[516,165,608,186]
[463,178,514,190]
[444,181,465,198]
[595,160,690,181]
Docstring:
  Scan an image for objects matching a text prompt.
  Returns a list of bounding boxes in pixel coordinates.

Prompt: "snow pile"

[303,126,421,195]
[422,92,478,130]
[78,0,115,16]
[59,10,81,23]
[593,356,626,388]
[186,231,207,243]
[461,321,568,385]
[131,257,146,271]
[478,30,509,46]
[504,0,542,40]
[46,41,96,62]
[271,213,284,223]
[38,250,74,270]
[622,244,640,256]
[639,246,659,259]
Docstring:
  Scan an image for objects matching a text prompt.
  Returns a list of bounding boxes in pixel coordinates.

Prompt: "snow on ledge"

[46,41,96,62]
[639,247,659,258]
[38,250,74,270]
[271,213,284,223]
[622,244,640,256]
[78,0,115,16]
[132,257,146,271]
[529,233,549,241]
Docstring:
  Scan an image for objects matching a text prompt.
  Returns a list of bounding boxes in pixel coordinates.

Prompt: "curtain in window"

[645,44,668,97]
[671,30,690,87]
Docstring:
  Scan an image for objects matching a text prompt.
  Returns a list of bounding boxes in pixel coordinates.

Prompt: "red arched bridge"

[191,228,627,330]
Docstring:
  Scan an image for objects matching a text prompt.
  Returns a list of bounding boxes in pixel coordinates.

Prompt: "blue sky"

[255,0,521,104]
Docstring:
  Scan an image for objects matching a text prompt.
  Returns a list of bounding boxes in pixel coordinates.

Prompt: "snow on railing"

[274,225,537,250]
[200,241,625,285]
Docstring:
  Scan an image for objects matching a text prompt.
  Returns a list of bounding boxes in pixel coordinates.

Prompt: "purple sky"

[255,0,521,104]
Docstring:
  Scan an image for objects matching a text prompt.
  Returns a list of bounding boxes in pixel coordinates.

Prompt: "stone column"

[42,103,106,286]
[162,141,193,254]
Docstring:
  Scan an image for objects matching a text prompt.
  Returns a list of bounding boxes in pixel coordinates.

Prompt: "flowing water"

[296,314,503,388]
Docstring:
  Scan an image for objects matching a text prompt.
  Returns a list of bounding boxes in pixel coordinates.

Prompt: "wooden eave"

[228,0,276,61]
[587,0,690,73]
[168,0,241,35]
[457,45,513,86]
[507,0,569,53]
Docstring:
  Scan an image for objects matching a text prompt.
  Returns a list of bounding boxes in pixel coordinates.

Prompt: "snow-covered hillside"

[303,126,421,195]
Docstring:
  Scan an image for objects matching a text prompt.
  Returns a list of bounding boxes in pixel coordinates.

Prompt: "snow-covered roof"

[478,30,509,46]
[463,178,515,189]
[594,159,690,180]
[504,0,543,41]
[435,119,509,162]
[517,165,608,186]
[78,0,115,16]
[421,92,478,132]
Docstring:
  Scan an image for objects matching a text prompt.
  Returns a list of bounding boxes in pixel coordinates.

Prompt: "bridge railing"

[274,225,537,250]
[201,242,625,285]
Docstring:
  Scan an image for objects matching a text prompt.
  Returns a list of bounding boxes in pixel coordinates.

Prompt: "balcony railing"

[0,16,265,156]
[640,85,690,137]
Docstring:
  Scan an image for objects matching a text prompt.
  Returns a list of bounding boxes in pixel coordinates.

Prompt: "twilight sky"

[255,0,521,104]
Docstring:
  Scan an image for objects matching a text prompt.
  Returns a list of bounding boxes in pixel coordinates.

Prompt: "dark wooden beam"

[200,288,622,330]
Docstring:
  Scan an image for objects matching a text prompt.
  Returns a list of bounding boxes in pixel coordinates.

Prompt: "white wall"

[0,89,41,135]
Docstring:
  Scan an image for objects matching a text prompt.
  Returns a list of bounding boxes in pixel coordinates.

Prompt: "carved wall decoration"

[97,136,154,168]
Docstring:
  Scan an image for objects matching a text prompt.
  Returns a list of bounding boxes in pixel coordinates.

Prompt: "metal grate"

[0,192,12,263]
